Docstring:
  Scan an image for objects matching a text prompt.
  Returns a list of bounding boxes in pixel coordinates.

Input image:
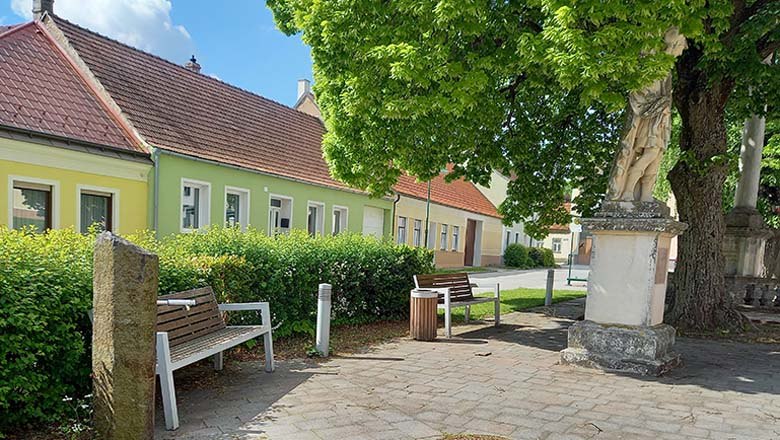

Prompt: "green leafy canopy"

[268,0,778,237]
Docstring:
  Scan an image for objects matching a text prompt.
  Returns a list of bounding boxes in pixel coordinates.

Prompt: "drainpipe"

[423,179,431,246]
[391,192,401,239]
[153,148,160,238]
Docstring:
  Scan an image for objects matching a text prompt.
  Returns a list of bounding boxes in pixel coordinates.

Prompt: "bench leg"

[464,305,470,324]
[157,333,179,430]
[263,331,275,372]
[444,306,452,338]
[213,352,224,371]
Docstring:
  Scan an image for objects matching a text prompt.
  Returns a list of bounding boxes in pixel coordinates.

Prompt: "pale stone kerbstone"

[92,232,159,440]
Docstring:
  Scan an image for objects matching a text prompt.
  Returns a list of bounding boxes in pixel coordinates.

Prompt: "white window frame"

[397,216,407,245]
[552,237,563,253]
[452,225,460,251]
[224,186,250,231]
[440,224,448,250]
[180,178,211,233]
[332,205,348,235]
[412,219,422,247]
[268,194,293,236]
[8,175,60,230]
[76,184,119,233]
[307,200,325,236]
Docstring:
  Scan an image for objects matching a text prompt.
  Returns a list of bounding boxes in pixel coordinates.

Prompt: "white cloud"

[11,0,194,63]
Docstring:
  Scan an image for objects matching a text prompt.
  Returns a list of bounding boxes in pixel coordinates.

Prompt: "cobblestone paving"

[156,300,780,440]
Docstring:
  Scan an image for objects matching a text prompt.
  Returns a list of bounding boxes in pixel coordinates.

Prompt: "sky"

[1,0,313,106]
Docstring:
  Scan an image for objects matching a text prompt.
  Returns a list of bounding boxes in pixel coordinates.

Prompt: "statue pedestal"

[723,207,773,303]
[724,207,771,277]
[560,201,687,376]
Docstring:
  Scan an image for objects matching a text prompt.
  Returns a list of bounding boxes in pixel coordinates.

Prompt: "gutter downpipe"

[153,148,160,238]
[423,179,431,246]
[391,192,401,239]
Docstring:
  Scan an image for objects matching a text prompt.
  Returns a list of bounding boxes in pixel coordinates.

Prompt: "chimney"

[184,55,201,74]
[32,0,54,20]
[297,79,311,101]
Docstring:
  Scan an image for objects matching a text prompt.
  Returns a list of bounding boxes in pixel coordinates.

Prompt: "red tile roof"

[395,170,501,218]
[52,17,352,190]
[0,22,139,152]
[48,17,502,215]
[549,202,573,232]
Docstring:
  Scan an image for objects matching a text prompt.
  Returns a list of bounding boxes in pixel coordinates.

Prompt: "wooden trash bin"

[410,289,438,341]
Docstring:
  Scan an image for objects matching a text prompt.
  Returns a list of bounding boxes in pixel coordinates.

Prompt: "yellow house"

[393,171,504,268]
[0,21,151,234]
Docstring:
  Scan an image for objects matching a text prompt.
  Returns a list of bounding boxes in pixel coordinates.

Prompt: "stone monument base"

[561,320,681,376]
[560,200,686,376]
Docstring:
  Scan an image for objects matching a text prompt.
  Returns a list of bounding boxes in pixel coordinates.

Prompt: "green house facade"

[44,16,392,238]
[154,151,392,238]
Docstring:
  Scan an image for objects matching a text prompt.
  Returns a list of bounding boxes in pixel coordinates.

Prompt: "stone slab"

[560,320,681,376]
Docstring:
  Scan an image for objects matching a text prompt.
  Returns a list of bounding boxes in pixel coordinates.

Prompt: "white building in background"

[476,171,537,263]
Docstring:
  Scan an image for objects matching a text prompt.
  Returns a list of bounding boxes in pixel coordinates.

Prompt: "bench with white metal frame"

[156,287,274,430]
[413,272,500,338]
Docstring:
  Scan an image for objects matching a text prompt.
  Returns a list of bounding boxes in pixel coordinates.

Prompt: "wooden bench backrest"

[157,287,226,348]
[414,273,473,303]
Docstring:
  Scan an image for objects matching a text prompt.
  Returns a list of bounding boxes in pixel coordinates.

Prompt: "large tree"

[269,0,779,330]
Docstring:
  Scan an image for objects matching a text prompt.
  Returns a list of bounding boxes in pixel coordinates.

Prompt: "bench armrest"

[472,283,500,298]
[218,302,272,327]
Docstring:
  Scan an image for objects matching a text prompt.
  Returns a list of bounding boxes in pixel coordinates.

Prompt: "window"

[79,188,116,233]
[332,206,348,235]
[505,230,511,249]
[269,195,292,235]
[397,216,407,244]
[552,238,563,253]
[515,232,520,244]
[427,222,437,249]
[12,181,53,232]
[307,201,324,236]
[440,224,448,250]
[225,187,250,230]
[412,219,422,246]
[452,226,460,251]
[181,179,210,231]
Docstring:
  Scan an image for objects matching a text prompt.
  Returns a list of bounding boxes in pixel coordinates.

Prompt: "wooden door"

[577,237,592,265]
[464,220,477,266]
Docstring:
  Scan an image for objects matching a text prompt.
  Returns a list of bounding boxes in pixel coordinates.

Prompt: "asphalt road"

[469,265,590,291]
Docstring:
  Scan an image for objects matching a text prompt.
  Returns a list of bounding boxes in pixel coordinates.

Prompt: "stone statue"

[607,28,687,202]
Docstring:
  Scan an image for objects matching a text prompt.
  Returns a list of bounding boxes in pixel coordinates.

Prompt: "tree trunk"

[667,46,745,331]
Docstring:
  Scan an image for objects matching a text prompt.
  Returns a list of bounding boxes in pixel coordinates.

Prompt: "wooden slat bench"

[414,273,500,338]
[156,287,274,430]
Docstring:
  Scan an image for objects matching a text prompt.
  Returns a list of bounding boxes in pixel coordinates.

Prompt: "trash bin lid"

[411,289,439,299]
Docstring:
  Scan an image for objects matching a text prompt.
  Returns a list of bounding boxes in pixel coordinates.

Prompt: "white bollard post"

[316,283,332,357]
[545,269,554,306]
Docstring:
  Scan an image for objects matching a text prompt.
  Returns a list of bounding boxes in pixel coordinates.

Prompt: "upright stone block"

[92,232,159,440]
[561,201,687,375]
[724,207,772,277]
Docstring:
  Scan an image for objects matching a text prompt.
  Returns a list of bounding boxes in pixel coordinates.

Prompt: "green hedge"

[0,226,433,430]
[503,243,555,269]
[503,243,531,268]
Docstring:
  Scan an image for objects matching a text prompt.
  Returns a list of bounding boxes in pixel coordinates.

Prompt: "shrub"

[528,246,556,268]
[0,226,433,431]
[503,243,530,268]
[540,248,556,267]
[0,228,94,430]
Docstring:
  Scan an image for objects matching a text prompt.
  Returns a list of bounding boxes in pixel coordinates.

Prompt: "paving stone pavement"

[155,299,780,440]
